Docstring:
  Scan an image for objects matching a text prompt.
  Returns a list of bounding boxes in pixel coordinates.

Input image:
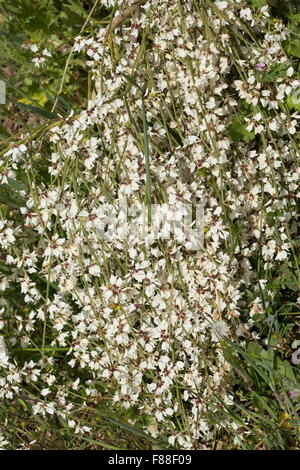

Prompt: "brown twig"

[107,0,145,34]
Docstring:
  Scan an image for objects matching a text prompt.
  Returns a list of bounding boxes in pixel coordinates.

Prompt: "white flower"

[30,44,38,53]
[72,378,80,390]
[45,402,56,415]
[4,144,27,162]
[268,119,278,131]
[44,235,65,258]
[240,8,253,21]
[32,57,46,68]
[0,336,9,368]
[0,433,9,449]
[275,243,289,261]
[215,1,228,10]
[88,264,101,276]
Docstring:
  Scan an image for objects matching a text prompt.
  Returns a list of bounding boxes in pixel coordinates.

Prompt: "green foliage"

[0,0,87,36]
[0,0,109,122]
[261,63,290,82]
[14,101,59,120]
[283,13,300,57]
[219,337,300,449]
[0,183,26,207]
[287,93,300,111]
[284,40,300,59]
[227,112,255,143]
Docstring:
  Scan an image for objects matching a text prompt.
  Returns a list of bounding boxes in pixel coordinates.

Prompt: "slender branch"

[51,0,101,113]
[107,1,145,34]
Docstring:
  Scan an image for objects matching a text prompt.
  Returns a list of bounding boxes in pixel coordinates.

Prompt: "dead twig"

[107,0,145,34]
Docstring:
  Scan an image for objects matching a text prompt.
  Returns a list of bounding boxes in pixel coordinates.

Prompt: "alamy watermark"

[290,87,300,107]
[291,340,300,366]
[93,196,204,251]
[0,80,6,104]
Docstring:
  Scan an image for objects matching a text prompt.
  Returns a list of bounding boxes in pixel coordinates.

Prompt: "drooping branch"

[107,0,146,34]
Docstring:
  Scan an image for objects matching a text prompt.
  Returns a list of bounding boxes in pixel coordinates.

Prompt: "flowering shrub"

[0,0,300,449]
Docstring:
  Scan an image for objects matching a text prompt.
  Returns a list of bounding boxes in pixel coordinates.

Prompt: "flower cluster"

[0,0,299,449]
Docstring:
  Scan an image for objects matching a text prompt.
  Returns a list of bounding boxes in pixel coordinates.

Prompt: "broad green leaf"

[227,114,255,143]
[287,93,300,111]
[284,39,300,58]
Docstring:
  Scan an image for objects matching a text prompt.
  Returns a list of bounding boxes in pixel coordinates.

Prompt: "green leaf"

[284,39,300,58]
[227,114,255,143]
[34,273,59,291]
[79,437,122,450]
[247,342,268,360]
[287,93,300,111]
[261,63,288,82]
[0,123,11,138]
[6,178,28,191]
[250,0,268,6]
[251,392,277,418]
[276,358,296,382]
[13,101,59,120]
[97,415,169,448]
[0,186,26,207]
